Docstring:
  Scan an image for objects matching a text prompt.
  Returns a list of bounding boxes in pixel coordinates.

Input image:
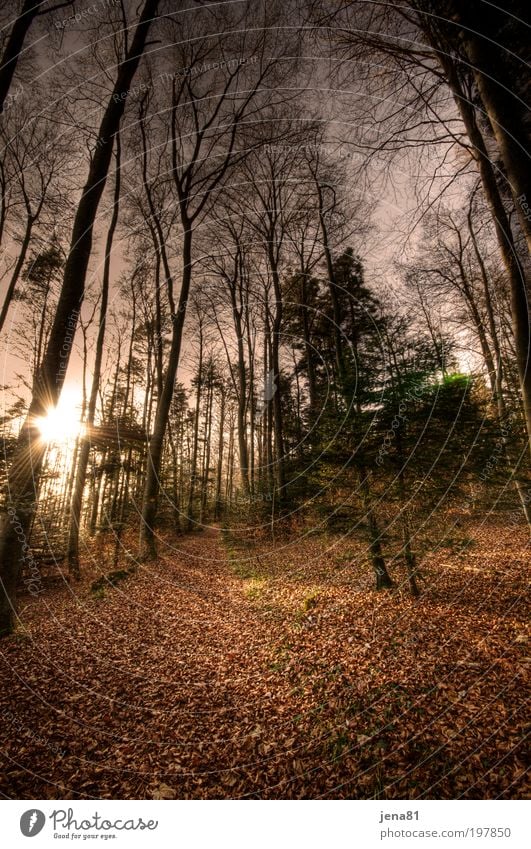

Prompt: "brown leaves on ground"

[0,521,528,799]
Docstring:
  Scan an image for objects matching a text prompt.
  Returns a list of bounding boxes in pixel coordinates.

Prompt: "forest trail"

[0,527,307,799]
[0,523,528,799]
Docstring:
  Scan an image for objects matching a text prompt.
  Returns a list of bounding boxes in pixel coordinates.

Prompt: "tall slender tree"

[0,0,160,636]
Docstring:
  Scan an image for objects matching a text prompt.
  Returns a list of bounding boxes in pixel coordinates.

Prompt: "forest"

[0,0,529,801]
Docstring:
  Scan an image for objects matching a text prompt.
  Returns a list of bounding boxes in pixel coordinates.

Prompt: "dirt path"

[0,524,528,799]
[0,528,305,799]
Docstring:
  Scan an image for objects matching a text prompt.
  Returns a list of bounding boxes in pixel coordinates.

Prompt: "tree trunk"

[245,300,256,494]
[429,35,531,457]
[265,316,275,494]
[214,387,226,519]
[300,273,318,411]
[200,366,214,523]
[186,323,203,531]
[226,414,235,505]
[66,133,122,577]
[0,0,39,114]
[458,10,531,253]
[359,468,393,590]
[315,180,346,388]
[167,419,181,531]
[268,251,286,492]
[467,205,531,527]
[395,430,420,596]
[140,224,193,555]
[229,286,250,495]
[0,214,35,335]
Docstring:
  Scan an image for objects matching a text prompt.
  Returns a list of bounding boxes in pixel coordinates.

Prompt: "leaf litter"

[0,522,528,799]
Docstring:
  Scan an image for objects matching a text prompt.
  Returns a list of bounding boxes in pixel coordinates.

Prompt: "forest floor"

[0,520,529,799]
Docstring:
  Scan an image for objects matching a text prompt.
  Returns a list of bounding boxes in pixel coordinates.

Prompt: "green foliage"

[282,250,505,558]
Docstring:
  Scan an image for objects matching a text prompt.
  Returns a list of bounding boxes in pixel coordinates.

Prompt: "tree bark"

[66,133,122,577]
[228,277,251,495]
[187,322,203,530]
[268,249,286,492]
[427,30,531,458]
[141,226,194,555]
[0,214,35,334]
[466,204,531,526]
[200,365,214,522]
[359,469,393,590]
[300,273,318,411]
[0,0,39,114]
[457,8,531,253]
[314,178,346,388]
[214,386,226,519]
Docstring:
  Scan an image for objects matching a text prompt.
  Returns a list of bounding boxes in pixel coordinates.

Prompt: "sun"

[36,388,84,444]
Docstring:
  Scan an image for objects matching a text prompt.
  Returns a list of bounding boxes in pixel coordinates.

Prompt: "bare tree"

[0,0,160,637]
[0,0,75,114]
[0,105,67,334]
[139,4,294,555]
[66,132,122,576]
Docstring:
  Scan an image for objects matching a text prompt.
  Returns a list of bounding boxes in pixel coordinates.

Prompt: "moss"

[301,588,321,612]
[244,578,267,600]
